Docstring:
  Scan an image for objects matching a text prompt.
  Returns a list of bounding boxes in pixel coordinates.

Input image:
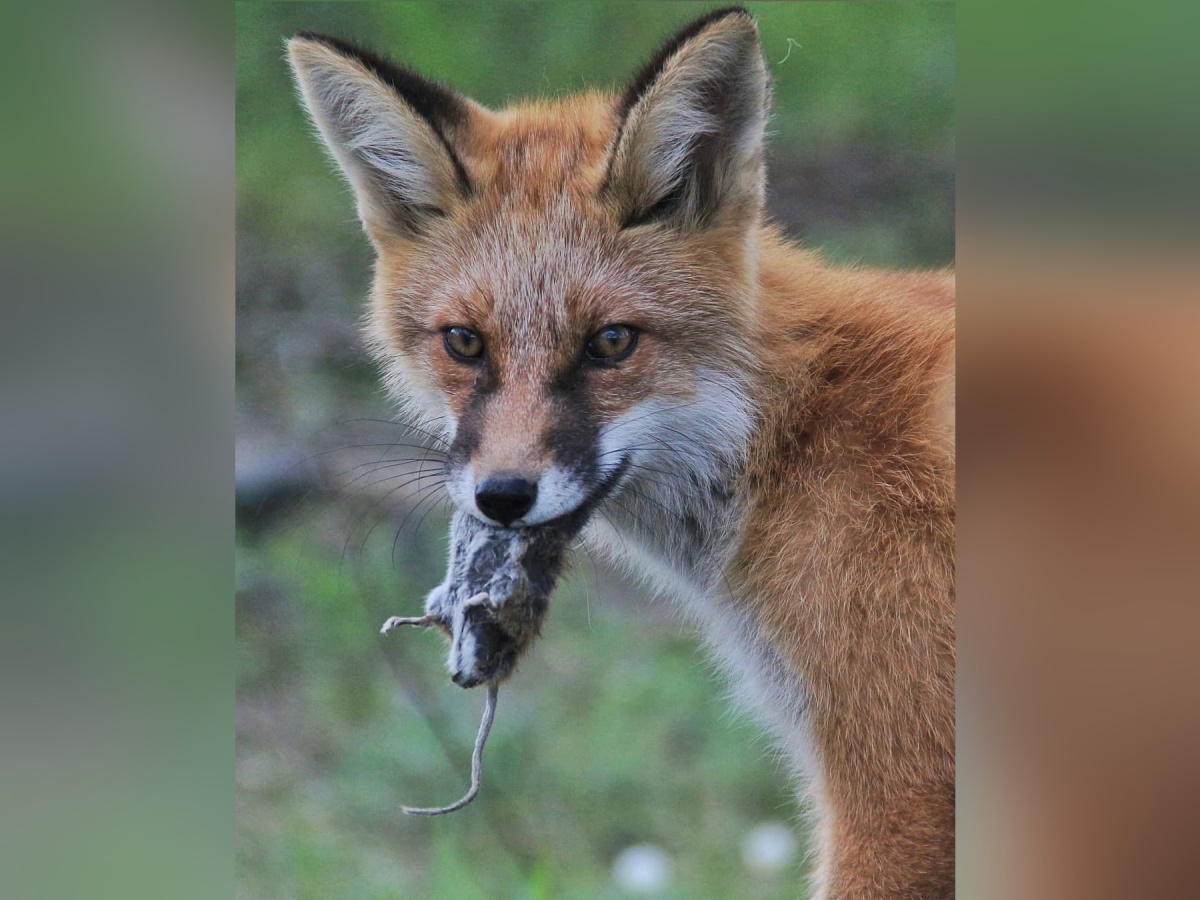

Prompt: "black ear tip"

[288,31,371,58]
[618,5,761,122]
[289,30,338,49]
[695,6,757,29]
[286,32,352,61]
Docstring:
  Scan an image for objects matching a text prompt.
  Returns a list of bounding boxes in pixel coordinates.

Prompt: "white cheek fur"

[522,465,589,525]
[597,367,754,484]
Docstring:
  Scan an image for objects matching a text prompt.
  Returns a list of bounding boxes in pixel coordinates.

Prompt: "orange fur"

[740,234,955,896]
[290,10,954,897]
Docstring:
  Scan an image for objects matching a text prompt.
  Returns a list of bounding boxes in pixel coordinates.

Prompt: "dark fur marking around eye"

[543,381,600,478]
[448,387,490,468]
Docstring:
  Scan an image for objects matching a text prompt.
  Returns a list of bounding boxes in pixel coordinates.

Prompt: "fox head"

[289,7,769,530]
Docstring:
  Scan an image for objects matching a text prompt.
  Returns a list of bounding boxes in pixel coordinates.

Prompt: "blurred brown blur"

[960,245,1200,899]
[956,0,1200,888]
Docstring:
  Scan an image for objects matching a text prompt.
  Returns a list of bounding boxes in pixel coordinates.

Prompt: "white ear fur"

[287,37,469,235]
[606,10,770,230]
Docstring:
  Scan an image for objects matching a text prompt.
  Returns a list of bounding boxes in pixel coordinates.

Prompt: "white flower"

[612,843,674,894]
[741,821,798,877]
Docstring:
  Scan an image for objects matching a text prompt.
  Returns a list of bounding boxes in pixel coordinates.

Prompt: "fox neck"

[582,370,816,776]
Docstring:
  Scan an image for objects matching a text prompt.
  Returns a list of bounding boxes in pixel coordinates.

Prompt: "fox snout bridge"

[474,475,538,525]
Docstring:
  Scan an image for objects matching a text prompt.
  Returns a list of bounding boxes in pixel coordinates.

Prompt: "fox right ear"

[604,7,769,231]
[287,33,474,237]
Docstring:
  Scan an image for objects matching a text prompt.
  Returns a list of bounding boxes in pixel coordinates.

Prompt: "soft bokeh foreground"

[236,3,953,897]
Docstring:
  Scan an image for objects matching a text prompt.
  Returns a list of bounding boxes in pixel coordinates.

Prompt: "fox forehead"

[465,93,618,198]
[374,93,631,337]
[371,96,746,365]
[386,197,637,341]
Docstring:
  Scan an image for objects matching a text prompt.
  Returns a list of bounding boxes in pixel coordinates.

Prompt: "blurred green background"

[236,3,953,898]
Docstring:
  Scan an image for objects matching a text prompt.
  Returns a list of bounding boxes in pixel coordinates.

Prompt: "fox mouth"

[467,454,631,532]
[534,453,630,532]
[593,453,631,499]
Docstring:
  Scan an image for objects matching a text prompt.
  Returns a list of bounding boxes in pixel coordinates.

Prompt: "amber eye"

[585,324,637,362]
[444,326,484,361]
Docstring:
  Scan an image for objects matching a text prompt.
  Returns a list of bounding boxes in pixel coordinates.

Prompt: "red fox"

[289,7,954,897]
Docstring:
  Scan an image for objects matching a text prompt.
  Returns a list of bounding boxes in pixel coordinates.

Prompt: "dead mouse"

[380,506,588,813]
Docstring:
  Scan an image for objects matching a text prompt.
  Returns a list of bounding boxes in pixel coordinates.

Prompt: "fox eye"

[585,324,638,362]
[444,326,484,361]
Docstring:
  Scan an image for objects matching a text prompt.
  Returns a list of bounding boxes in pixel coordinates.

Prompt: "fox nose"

[474,476,537,525]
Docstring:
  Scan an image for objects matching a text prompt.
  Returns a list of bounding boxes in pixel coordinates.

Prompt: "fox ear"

[604,7,769,231]
[287,33,474,237]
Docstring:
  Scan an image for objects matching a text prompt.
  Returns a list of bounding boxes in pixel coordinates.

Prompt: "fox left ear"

[287,33,475,239]
[604,7,770,231]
